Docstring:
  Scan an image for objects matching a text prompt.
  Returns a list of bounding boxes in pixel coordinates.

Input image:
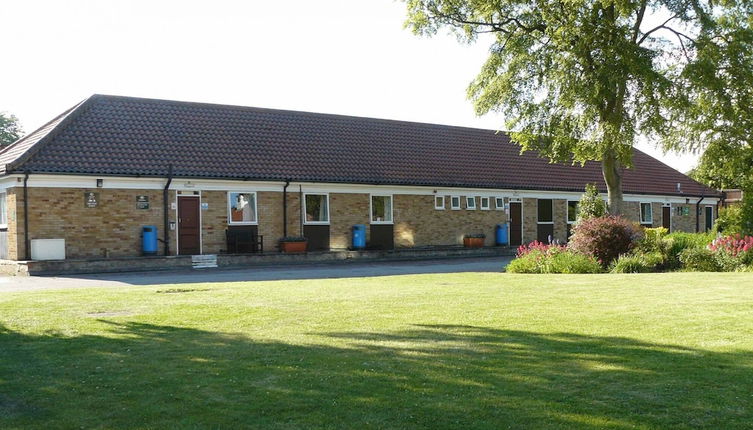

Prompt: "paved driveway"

[0,256,512,293]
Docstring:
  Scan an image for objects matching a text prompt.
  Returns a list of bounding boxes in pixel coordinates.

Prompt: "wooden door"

[509,202,522,246]
[178,196,201,255]
[304,225,330,251]
[662,206,671,231]
[705,206,713,232]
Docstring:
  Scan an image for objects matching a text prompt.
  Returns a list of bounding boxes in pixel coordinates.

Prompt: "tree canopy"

[404,0,753,213]
[0,112,22,147]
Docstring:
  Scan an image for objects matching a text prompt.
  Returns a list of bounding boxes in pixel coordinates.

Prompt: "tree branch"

[637,15,682,45]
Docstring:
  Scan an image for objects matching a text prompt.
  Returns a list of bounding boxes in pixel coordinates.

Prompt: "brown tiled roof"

[1,94,718,197]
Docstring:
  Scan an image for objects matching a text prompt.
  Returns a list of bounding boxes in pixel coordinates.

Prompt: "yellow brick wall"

[394,194,507,247]
[330,193,369,249]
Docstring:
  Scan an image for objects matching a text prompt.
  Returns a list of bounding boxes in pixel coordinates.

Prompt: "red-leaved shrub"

[568,215,643,266]
[708,234,753,256]
[516,240,565,257]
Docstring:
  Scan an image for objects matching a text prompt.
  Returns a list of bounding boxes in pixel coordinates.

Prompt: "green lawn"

[1,272,753,429]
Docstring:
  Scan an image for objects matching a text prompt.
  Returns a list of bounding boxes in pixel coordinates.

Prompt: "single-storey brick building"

[0,95,720,260]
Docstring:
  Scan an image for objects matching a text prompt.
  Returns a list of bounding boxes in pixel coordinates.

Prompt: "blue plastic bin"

[352,224,366,249]
[142,225,158,255]
[495,223,509,246]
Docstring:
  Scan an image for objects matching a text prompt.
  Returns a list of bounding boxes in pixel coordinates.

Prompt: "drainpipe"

[695,193,705,233]
[163,165,173,256]
[283,179,291,237]
[23,171,30,260]
[299,185,304,236]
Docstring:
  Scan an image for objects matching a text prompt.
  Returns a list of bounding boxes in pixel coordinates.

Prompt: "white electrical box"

[30,239,66,261]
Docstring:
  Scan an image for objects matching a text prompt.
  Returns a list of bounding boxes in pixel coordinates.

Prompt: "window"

[450,196,461,210]
[466,196,476,210]
[480,197,490,210]
[538,199,553,223]
[371,195,393,223]
[495,197,505,210]
[567,201,579,224]
[0,193,6,227]
[640,203,653,224]
[434,195,445,210]
[304,194,329,224]
[228,192,257,224]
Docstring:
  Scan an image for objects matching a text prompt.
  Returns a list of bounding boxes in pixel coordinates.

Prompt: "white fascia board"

[3,174,718,204]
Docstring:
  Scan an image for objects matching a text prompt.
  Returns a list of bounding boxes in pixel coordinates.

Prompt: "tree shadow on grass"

[0,322,751,429]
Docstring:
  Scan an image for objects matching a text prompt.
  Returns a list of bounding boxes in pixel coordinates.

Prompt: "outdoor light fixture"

[96,178,103,188]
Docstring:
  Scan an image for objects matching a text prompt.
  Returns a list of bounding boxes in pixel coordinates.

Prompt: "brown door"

[662,206,671,231]
[178,196,201,255]
[509,202,522,246]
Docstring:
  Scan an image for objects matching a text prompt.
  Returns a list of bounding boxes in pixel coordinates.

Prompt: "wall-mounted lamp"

[96,178,104,188]
[685,198,690,204]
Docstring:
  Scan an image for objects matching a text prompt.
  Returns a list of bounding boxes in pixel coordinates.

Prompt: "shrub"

[507,247,602,274]
[569,215,642,266]
[577,183,607,221]
[464,233,486,239]
[610,252,664,273]
[679,247,721,272]
[665,231,715,269]
[714,205,744,235]
[516,240,564,257]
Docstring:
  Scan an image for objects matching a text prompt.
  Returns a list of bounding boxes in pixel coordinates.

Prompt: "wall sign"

[84,192,99,208]
[137,195,150,209]
[201,202,209,210]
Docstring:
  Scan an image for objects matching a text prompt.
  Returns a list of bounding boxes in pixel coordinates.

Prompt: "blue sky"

[2,0,697,172]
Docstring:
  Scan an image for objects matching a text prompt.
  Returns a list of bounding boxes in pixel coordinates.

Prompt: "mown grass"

[1,272,752,429]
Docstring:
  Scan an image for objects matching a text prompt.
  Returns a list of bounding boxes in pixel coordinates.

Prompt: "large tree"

[404,0,753,214]
[0,112,22,147]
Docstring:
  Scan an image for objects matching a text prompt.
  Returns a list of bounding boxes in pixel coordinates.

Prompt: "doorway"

[178,195,201,255]
[662,206,671,231]
[705,206,714,232]
[509,201,522,246]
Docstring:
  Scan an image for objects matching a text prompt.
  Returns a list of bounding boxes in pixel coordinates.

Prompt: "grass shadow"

[1,322,751,428]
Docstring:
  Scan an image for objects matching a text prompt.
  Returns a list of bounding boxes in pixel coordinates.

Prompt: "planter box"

[463,237,485,248]
[280,241,307,253]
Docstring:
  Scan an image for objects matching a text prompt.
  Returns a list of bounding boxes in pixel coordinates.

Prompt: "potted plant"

[279,236,307,253]
[463,233,486,248]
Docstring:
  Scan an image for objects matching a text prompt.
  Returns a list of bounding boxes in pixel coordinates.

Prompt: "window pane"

[0,194,6,225]
[435,196,444,209]
[481,197,489,209]
[567,201,578,222]
[495,197,504,209]
[466,197,476,209]
[538,199,553,222]
[229,192,256,223]
[305,194,328,222]
[641,203,652,223]
[372,196,392,222]
[451,196,460,208]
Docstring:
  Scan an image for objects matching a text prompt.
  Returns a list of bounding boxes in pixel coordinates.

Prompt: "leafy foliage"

[665,231,715,269]
[610,252,664,273]
[404,0,753,214]
[714,205,744,236]
[569,215,642,266]
[0,112,22,147]
[577,184,607,221]
[679,247,722,272]
[507,247,602,274]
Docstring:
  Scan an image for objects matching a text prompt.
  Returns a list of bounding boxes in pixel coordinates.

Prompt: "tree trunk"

[602,150,624,215]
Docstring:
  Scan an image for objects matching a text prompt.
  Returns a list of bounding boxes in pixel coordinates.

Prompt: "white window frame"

[370,194,393,225]
[434,195,445,210]
[494,197,505,210]
[227,191,258,225]
[450,196,461,210]
[566,200,579,224]
[640,202,653,224]
[466,196,477,210]
[537,198,554,224]
[0,192,7,228]
[480,196,490,210]
[303,193,330,225]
